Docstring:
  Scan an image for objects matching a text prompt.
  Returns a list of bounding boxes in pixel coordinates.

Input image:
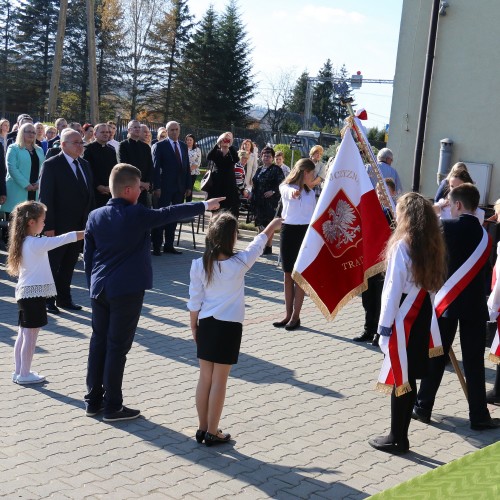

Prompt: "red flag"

[292,131,391,320]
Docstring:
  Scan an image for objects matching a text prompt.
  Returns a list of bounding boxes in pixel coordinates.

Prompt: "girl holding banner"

[370,193,446,454]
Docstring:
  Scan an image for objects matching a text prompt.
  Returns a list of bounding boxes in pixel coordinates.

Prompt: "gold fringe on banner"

[340,116,354,138]
[429,346,444,358]
[395,382,412,397]
[375,382,393,396]
[489,353,500,365]
[292,262,386,322]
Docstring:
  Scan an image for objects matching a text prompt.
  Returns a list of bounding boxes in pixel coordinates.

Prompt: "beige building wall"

[388,0,500,204]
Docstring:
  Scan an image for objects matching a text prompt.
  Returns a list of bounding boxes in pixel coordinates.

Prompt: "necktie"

[174,141,182,166]
[73,159,88,191]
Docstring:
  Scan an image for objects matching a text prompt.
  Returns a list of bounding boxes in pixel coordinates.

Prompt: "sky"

[188,0,404,130]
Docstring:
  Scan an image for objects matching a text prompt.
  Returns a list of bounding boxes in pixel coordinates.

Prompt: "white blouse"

[488,241,500,320]
[16,232,78,300]
[378,240,419,331]
[187,233,267,323]
[436,198,485,224]
[279,184,316,225]
[188,147,202,176]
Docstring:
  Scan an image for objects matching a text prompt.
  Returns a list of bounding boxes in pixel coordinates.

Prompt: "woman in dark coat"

[206,132,240,217]
[250,146,284,254]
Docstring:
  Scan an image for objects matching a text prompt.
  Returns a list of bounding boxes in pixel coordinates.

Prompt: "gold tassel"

[375,382,393,395]
[429,346,444,358]
[488,353,500,365]
[395,382,412,397]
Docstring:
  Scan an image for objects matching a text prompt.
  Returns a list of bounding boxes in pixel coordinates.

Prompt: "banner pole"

[341,98,395,227]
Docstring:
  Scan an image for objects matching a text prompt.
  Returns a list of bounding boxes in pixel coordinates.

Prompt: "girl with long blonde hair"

[7,201,84,385]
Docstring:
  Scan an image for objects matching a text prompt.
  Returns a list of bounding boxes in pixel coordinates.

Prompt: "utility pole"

[47,0,68,119]
[86,0,99,123]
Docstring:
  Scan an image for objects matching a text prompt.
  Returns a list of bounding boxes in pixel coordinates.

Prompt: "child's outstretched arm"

[260,218,283,239]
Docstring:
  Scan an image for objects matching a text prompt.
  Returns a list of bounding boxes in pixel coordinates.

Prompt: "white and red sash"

[376,288,434,396]
[434,228,491,318]
[490,310,500,364]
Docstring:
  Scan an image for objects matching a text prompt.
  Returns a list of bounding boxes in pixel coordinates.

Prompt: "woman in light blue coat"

[1,123,44,215]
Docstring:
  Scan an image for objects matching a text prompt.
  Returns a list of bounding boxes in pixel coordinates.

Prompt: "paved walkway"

[0,225,498,499]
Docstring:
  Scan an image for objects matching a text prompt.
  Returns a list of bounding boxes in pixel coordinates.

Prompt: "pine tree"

[0,0,17,115]
[146,0,193,121]
[216,0,255,127]
[288,71,309,114]
[333,64,354,127]
[179,6,220,126]
[312,59,337,128]
[14,0,60,115]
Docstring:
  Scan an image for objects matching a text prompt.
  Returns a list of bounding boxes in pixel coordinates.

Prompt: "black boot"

[354,331,374,342]
[486,365,500,405]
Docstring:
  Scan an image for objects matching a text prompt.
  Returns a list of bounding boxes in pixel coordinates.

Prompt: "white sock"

[19,328,40,377]
[13,326,23,375]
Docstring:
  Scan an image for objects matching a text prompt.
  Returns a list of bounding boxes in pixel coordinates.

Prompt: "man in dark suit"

[151,121,191,255]
[413,184,500,430]
[83,123,116,208]
[117,120,153,207]
[47,117,68,149]
[39,129,95,314]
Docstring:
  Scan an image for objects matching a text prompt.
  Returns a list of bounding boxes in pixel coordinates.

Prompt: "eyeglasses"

[67,141,84,145]
[24,130,36,134]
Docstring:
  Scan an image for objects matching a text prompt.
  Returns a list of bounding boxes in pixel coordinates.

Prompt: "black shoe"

[486,390,500,405]
[56,301,82,311]
[46,302,61,314]
[285,319,301,331]
[470,417,500,430]
[263,245,272,255]
[152,248,162,256]
[368,435,409,455]
[372,334,380,346]
[195,430,206,443]
[103,406,141,422]
[412,407,431,424]
[205,430,231,447]
[85,403,105,417]
[354,331,374,342]
[273,319,289,328]
[164,247,182,254]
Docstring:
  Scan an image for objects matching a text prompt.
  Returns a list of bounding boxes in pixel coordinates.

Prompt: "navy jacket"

[152,139,190,199]
[442,214,490,320]
[84,198,205,299]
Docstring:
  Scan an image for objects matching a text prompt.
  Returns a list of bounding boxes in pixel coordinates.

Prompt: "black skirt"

[280,223,308,273]
[197,316,243,365]
[18,297,48,328]
[405,292,432,380]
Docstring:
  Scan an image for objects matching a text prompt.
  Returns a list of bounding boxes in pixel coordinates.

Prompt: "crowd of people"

[1,112,499,451]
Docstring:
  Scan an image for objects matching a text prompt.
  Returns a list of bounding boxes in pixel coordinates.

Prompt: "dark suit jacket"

[442,214,490,320]
[152,139,190,198]
[39,152,95,234]
[83,141,117,208]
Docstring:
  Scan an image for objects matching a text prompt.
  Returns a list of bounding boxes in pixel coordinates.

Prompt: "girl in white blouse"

[7,201,84,385]
[188,212,282,446]
[274,158,316,331]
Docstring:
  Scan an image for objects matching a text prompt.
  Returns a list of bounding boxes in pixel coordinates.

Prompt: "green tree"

[333,64,354,127]
[216,0,255,127]
[312,59,337,128]
[179,5,220,126]
[0,0,17,114]
[146,0,193,121]
[14,0,60,115]
[288,70,309,114]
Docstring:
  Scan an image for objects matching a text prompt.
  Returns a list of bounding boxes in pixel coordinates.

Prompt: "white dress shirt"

[279,184,316,225]
[187,233,267,323]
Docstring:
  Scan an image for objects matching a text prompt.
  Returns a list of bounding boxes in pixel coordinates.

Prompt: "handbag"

[200,160,215,192]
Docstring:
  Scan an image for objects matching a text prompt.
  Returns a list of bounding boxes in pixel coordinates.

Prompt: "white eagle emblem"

[322,199,361,248]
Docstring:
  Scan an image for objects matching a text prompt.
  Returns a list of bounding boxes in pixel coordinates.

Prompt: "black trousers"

[361,273,384,335]
[415,316,490,424]
[151,191,184,250]
[48,240,81,304]
[85,291,144,413]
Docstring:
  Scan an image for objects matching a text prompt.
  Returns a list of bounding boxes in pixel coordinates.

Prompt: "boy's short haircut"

[449,183,480,212]
[110,163,141,195]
